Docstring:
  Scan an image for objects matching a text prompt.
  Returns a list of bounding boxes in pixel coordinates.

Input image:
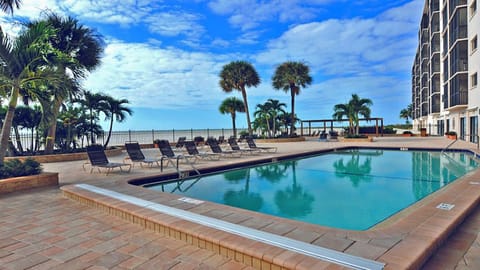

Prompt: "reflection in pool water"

[148,149,479,230]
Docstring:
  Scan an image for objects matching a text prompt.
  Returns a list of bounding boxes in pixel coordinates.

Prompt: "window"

[472,35,478,53]
[472,73,478,88]
[470,0,477,17]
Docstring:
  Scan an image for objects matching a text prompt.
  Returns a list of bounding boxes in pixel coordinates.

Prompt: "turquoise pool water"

[147,149,479,230]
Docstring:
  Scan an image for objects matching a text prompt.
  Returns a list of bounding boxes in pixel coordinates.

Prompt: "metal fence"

[11,128,247,151]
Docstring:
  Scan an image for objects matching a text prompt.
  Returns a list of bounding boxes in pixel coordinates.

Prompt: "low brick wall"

[255,137,306,143]
[0,172,59,194]
[5,148,123,163]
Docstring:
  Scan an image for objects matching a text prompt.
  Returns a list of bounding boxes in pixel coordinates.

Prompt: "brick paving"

[1,136,480,269]
[0,188,252,270]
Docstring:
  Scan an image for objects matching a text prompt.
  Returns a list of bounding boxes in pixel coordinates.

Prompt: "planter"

[255,137,306,143]
[446,135,457,140]
[0,172,59,194]
[339,136,373,143]
[4,147,123,163]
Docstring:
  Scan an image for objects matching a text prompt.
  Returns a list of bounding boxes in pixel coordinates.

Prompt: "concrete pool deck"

[1,136,480,269]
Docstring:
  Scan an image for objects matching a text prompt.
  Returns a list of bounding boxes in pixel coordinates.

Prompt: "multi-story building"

[412,0,479,143]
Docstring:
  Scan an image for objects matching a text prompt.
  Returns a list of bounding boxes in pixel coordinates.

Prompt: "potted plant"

[402,131,413,137]
[445,131,457,140]
[153,139,161,148]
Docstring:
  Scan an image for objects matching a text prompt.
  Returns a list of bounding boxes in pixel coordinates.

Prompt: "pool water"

[148,149,479,230]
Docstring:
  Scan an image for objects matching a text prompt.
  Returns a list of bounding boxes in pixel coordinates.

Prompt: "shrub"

[0,158,43,179]
[445,131,457,136]
[403,131,413,135]
[345,134,368,139]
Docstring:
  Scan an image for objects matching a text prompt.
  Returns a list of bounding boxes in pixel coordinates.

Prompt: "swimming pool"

[147,148,479,230]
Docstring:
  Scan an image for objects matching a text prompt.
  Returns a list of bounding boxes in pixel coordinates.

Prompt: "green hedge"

[0,158,43,179]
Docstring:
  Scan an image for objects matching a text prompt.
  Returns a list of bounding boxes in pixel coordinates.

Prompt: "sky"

[0,0,424,131]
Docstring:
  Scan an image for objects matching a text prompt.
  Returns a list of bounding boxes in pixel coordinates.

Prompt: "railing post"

[152,129,154,143]
[128,130,132,142]
[222,128,224,137]
[191,129,193,140]
[207,128,209,138]
[173,129,175,142]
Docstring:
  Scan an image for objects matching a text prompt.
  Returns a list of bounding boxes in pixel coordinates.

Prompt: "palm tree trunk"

[104,117,114,148]
[290,89,295,137]
[0,86,19,165]
[45,99,62,154]
[231,112,237,138]
[13,126,23,154]
[241,88,253,135]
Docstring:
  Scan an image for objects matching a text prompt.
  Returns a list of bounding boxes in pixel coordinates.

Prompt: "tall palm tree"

[29,13,104,154]
[102,95,132,148]
[272,61,312,136]
[219,97,245,139]
[0,0,21,13]
[0,22,65,163]
[219,61,260,136]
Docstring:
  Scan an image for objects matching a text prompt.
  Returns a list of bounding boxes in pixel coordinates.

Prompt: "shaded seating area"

[245,137,277,153]
[184,140,220,161]
[124,141,161,168]
[84,145,131,175]
[156,140,199,175]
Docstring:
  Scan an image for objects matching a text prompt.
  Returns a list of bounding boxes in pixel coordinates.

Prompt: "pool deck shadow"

[42,137,480,269]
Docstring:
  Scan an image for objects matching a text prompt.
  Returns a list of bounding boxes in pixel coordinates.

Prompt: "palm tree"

[102,95,132,148]
[333,94,373,135]
[0,22,65,164]
[0,0,21,13]
[219,97,245,139]
[29,13,104,154]
[219,61,260,136]
[333,103,354,135]
[264,99,286,137]
[400,104,413,124]
[254,103,272,137]
[76,90,107,144]
[272,61,312,136]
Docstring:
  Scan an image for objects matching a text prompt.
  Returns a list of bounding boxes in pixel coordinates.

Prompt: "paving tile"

[89,251,131,268]
[2,253,49,270]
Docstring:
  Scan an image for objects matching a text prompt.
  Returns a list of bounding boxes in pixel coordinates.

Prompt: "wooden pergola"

[300,117,384,137]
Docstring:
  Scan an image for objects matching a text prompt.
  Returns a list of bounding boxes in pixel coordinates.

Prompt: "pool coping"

[61,145,480,269]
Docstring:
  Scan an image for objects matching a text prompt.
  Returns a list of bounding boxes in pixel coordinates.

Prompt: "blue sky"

[0,0,424,131]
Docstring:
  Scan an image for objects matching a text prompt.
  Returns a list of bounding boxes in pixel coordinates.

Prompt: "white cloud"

[208,0,321,30]
[255,1,423,77]
[83,39,230,110]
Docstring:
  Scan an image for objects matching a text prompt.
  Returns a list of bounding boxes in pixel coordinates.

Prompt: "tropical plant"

[278,112,299,136]
[253,99,286,138]
[333,94,373,136]
[29,13,104,154]
[0,158,42,179]
[0,22,66,164]
[0,0,21,14]
[102,95,132,148]
[254,103,272,137]
[76,90,107,144]
[219,61,260,136]
[272,61,312,136]
[400,104,413,124]
[219,97,245,139]
[265,99,286,137]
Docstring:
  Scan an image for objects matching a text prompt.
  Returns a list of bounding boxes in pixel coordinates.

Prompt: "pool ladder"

[441,138,457,154]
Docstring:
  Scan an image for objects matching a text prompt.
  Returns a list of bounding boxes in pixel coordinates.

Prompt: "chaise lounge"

[84,145,132,175]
